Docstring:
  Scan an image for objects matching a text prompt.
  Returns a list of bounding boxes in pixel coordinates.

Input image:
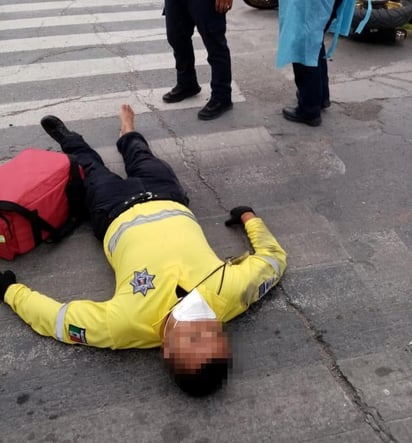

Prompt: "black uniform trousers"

[60,131,189,241]
[293,0,344,118]
[164,0,232,104]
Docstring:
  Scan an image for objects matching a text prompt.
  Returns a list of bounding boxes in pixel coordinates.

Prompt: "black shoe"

[198,98,233,121]
[296,91,331,110]
[282,107,321,127]
[162,84,201,103]
[41,115,75,144]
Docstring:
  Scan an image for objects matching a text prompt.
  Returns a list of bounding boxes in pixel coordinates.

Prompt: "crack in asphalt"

[278,283,398,443]
[1,96,83,118]
[26,46,96,65]
[377,118,412,146]
[144,101,228,212]
[60,0,78,16]
[371,76,412,93]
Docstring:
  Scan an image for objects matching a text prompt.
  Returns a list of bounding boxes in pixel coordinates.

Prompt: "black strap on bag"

[0,201,60,245]
[66,155,88,222]
[53,155,88,240]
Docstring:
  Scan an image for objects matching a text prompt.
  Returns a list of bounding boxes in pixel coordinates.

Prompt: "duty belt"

[108,192,180,222]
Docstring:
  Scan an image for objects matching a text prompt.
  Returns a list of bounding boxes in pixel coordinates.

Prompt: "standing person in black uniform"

[162,0,233,120]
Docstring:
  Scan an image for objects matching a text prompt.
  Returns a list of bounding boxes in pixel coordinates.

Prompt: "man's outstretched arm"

[1,271,115,349]
[221,207,287,321]
[225,206,287,276]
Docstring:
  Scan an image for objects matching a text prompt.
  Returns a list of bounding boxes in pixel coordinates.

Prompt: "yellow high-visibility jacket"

[5,201,287,349]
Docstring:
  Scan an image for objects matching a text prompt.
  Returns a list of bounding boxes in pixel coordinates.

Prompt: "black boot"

[198,98,233,120]
[162,85,201,103]
[282,107,321,127]
[40,115,76,144]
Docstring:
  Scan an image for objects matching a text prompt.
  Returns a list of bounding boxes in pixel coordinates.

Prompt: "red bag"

[0,148,85,260]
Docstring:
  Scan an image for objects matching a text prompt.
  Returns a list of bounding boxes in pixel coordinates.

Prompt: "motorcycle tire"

[350,27,408,42]
[243,0,278,9]
[352,0,412,29]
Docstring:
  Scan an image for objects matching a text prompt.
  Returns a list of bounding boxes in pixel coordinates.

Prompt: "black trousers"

[164,0,232,104]
[60,131,189,241]
[292,0,344,118]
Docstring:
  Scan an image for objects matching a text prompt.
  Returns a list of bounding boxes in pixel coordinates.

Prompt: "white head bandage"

[172,288,216,321]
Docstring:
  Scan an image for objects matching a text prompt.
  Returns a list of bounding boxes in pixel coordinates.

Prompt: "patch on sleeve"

[130,268,155,296]
[68,324,87,344]
[258,277,276,299]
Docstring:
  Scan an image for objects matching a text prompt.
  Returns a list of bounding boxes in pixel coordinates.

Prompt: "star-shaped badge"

[130,269,155,296]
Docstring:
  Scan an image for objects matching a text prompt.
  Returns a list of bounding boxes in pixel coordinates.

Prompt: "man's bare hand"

[216,0,233,14]
[240,211,256,224]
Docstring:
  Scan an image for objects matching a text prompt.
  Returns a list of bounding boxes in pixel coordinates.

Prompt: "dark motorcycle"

[352,0,412,29]
[351,0,412,42]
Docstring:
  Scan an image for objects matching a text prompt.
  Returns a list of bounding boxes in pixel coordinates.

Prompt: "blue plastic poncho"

[276,0,370,68]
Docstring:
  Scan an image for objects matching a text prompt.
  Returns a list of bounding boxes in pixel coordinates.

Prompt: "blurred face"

[163,320,229,374]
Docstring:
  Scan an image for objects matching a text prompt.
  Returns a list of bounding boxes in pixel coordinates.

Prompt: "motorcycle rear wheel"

[352,0,412,29]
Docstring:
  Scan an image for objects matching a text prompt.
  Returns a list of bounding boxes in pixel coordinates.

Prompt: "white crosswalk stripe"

[0,0,162,14]
[0,83,245,129]
[1,29,167,53]
[0,50,208,85]
[0,10,162,31]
